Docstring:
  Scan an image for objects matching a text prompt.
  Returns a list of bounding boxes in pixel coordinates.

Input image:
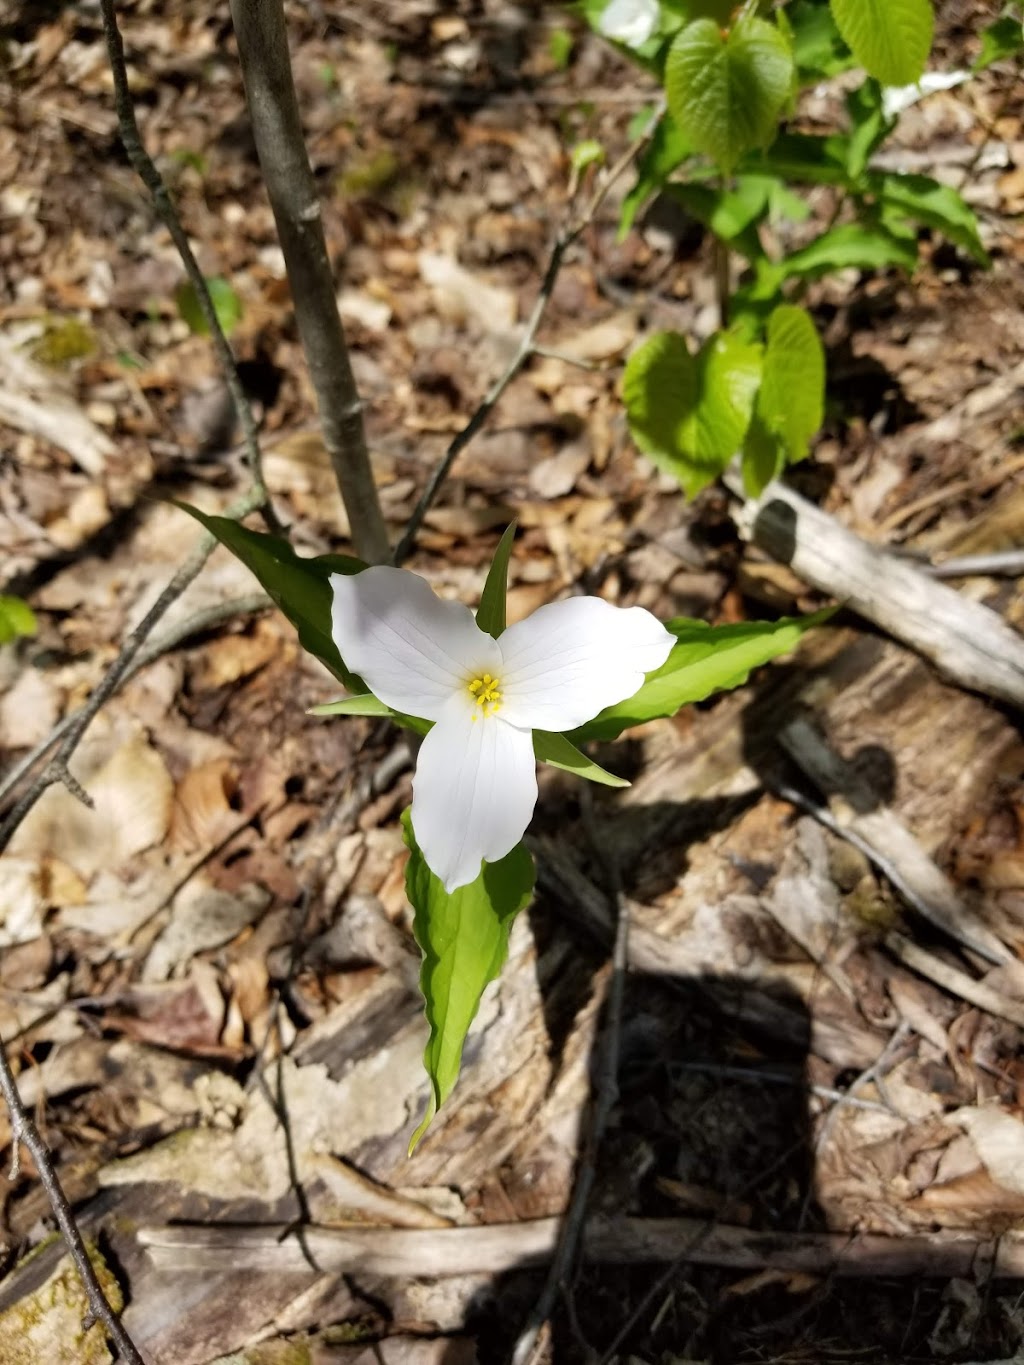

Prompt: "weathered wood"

[136,1216,1024,1280]
[736,479,1024,708]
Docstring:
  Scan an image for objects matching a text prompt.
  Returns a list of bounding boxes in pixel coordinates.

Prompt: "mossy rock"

[0,1241,123,1365]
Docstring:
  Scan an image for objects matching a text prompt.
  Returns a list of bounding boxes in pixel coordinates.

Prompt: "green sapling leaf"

[758,304,825,464]
[829,0,933,86]
[665,16,794,172]
[871,171,990,266]
[974,14,1024,70]
[623,330,763,497]
[0,595,37,645]
[403,810,535,1150]
[175,277,243,337]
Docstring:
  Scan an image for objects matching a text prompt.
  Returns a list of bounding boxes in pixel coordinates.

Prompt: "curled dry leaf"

[171,758,242,850]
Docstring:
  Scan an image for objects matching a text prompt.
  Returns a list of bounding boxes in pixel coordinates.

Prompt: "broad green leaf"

[758,305,825,463]
[533,730,629,788]
[308,694,392,717]
[403,810,535,1149]
[0,595,36,644]
[845,80,895,182]
[476,523,516,639]
[174,503,365,687]
[175,277,243,337]
[830,0,933,85]
[785,0,854,80]
[665,17,794,172]
[623,330,762,497]
[871,170,990,265]
[751,131,852,187]
[619,111,693,236]
[741,408,787,497]
[772,221,919,285]
[974,14,1024,70]
[570,611,832,743]
[668,175,772,242]
[662,0,735,22]
[571,139,605,174]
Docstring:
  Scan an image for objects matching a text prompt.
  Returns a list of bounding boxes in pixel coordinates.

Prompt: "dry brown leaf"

[171,758,242,850]
[189,616,284,690]
[10,730,173,878]
[142,880,270,982]
[549,311,636,362]
[528,441,589,500]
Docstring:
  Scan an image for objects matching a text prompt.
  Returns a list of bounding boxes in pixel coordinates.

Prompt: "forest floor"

[2,1,1024,1362]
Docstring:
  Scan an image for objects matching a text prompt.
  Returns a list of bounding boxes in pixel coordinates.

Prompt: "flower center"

[467,672,502,718]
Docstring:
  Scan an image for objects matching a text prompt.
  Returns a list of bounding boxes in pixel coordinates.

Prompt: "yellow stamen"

[467,671,502,718]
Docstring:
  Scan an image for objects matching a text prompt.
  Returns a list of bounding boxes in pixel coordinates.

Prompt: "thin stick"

[228,0,390,566]
[0,593,270,809]
[99,0,280,534]
[510,790,631,1365]
[0,487,265,853]
[392,98,666,566]
[0,1036,148,1364]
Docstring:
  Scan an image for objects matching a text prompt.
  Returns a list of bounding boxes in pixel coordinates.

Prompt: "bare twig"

[0,488,265,854]
[0,593,270,810]
[510,791,630,1365]
[99,0,279,534]
[228,0,389,566]
[925,549,1024,579]
[0,1038,148,1364]
[392,98,666,566]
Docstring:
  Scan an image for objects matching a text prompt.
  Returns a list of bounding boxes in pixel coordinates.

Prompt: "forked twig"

[0,488,264,853]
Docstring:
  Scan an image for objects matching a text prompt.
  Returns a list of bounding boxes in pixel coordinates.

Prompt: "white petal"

[496,597,674,731]
[330,567,499,721]
[597,0,658,48]
[411,698,537,893]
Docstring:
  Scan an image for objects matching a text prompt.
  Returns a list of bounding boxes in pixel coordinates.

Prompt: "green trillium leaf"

[174,502,365,688]
[571,610,833,743]
[403,810,535,1150]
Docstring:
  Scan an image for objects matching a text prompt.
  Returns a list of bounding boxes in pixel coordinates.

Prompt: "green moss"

[30,317,97,368]
[0,1241,122,1365]
[337,147,401,199]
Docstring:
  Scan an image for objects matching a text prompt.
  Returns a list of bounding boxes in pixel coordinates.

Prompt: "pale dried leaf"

[142,881,270,982]
[950,1105,1024,1195]
[10,731,173,878]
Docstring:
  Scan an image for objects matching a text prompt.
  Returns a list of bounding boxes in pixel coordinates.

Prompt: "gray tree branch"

[228,0,390,566]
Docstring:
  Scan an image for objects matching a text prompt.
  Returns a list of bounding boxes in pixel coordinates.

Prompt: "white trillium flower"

[598,0,659,49]
[330,567,674,893]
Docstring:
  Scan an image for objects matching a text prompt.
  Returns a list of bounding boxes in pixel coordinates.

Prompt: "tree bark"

[229,0,390,565]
